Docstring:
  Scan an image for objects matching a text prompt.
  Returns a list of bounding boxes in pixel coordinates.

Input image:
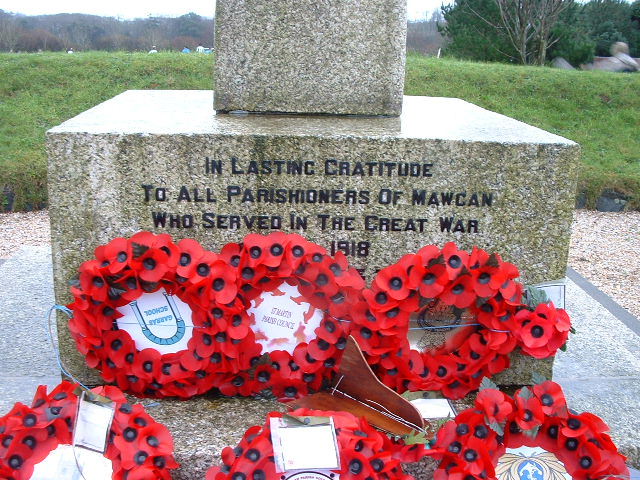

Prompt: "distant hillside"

[0,51,638,211]
[0,10,214,52]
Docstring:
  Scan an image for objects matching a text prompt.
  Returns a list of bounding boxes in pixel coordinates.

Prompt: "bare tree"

[0,10,21,51]
[494,0,573,64]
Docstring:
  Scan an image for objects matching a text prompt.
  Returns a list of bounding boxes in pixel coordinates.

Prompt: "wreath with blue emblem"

[67,231,248,398]
[431,379,628,480]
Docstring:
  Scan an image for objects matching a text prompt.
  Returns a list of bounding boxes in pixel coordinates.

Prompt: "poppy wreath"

[68,231,252,398]
[352,242,572,399]
[430,379,629,480]
[0,381,177,480]
[212,232,367,399]
[206,408,428,480]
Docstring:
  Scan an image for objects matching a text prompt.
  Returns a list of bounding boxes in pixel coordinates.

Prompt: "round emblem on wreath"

[0,381,177,480]
[431,379,628,480]
[351,242,572,398]
[212,232,367,399]
[68,231,245,398]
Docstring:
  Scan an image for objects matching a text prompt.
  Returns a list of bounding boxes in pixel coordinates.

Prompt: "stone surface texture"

[47,90,579,384]
[143,395,283,479]
[554,279,640,468]
[0,246,61,414]
[214,0,407,115]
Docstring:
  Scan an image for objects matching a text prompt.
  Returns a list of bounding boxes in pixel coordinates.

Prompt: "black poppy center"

[375,292,388,305]
[448,255,462,268]
[531,325,544,338]
[179,253,191,266]
[423,273,436,285]
[143,258,156,270]
[349,459,363,474]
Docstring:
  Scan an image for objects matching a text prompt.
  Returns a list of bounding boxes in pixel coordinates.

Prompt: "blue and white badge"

[497,447,570,480]
[116,289,194,354]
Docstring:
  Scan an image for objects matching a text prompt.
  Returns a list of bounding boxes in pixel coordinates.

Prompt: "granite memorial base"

[214,0,407,115]
[138,394,444,480]
[47,89,579,386]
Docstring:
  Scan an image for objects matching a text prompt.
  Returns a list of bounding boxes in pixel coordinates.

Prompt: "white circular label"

[248,281,324,354]
[285,472,337,480]
[116,288,194,354]
[30,444,113,480]
[497,447,570,480]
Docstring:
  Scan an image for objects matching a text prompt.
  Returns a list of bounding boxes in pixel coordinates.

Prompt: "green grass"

[405,52,640,208]
[1,51,638,210]
[0,51,212,211]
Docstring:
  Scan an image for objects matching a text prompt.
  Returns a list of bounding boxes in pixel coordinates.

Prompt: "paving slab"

[0,245,60,413]
[554,278,640,467]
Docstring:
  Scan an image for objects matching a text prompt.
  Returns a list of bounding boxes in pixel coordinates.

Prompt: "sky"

[1,0,443,20]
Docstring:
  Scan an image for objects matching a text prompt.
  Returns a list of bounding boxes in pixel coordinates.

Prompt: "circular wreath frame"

[431,380,629,480]
[0,381,177,480]
[206,408,428,480]
[351,242,572,399]
[68,231,368,400]
[211,232,368,399]
[68,231,250,398]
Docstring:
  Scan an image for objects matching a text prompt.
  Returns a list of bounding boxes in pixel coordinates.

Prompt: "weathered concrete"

[47,90,579,385]
[214,0,407,115]
[554,278,640,468]
[0,246,60,414]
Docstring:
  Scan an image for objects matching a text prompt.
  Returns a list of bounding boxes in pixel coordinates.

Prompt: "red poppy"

[439,274,476,309]
[441,243,470,280]
[513,389,545,431]
[374,261,413,301]
[78,259,110,302]
[218,373,257,397]
[332,252,366,290]
[176,238,217,280]
[408,260,449,299]
[475,389,514,425]
[207,260,239,304]
[128,234,175,283]
[514,304,571,358]
[533,380,568,417]
[243,233,281,267]
[95,237,131,275]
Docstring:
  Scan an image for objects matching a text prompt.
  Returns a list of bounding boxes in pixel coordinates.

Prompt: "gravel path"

[569,210,640,319]
[0,209,638,319]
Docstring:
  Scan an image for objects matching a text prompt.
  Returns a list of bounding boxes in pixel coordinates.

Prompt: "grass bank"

[405,53,640,208]
[1,51,638,210]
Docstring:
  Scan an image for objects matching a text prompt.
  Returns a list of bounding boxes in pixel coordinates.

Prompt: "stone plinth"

[47,90,579,385]
[141,394,440,479]
[145,395,283,479]
[214,0,407,115]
